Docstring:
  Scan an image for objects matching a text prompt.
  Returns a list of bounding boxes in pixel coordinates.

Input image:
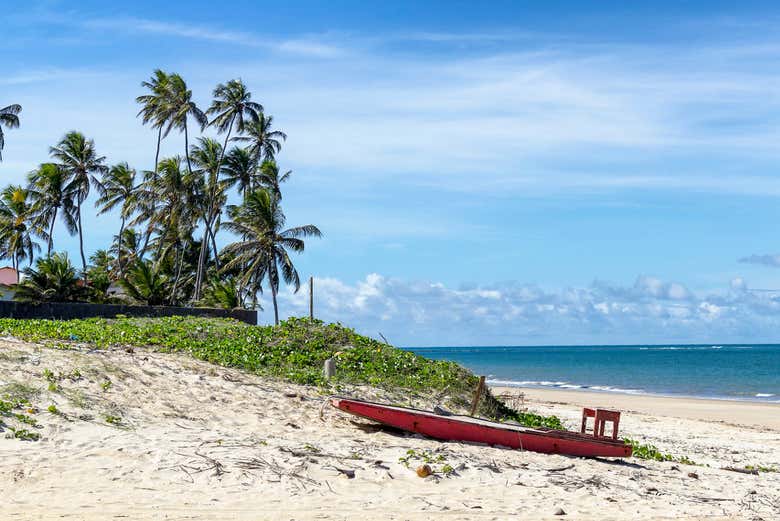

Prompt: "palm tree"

[0,185,41,279]
[222,147,257,199]
[109,227,143,270]
[86,249,117,303]
[223,189,321,325]
[120,258,170,306]
[232,114,286,167]
[258,160,292,200]
[14,252,89,303]
[189,137,228,299]
[135,70,171,175]
[206,79,262,177]
[50,131,108,273]
[95,162,137,276]
[0,104,22,161]
[199,277,242,309]
[27,163,77,256]
[128,169,160,260]
[164,74,207,178]
[141,156,200,300]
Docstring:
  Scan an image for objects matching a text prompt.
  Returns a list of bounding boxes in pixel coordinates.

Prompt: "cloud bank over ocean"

[273,273,780,346]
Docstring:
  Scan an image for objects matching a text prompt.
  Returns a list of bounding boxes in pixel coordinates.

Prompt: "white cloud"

[7,19,780,196]
[78,16,344,57]
[264,273,780,346]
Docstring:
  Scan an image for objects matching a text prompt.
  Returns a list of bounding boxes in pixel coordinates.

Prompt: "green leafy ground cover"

[0,316,562,429]
[0,316,710,463]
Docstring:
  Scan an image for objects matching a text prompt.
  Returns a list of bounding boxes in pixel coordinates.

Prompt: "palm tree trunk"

[141,125,164,261]
[271,281,279,326]
[208,216,220,270]
[216,117,234,176]
[170,242,183,303]
[117,215,126,276]
[139,225,151,260]
[184,118,194,176]
[270,260,279,326]
[154,126,163,174]
[188,115,210,302]
[199,115,235,277]
[194,230,208,300]
[48,206,58,256]
[77,201,87,275]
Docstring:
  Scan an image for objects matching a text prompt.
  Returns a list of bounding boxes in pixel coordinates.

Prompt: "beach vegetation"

[7,427,41,441]
[0,315,561,427]
[744,464,779,473]
[1,397,41,441]
[1,382,39,404]
[624,438,696,465]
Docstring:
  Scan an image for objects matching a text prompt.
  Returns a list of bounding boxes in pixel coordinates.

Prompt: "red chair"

[581,407,621,440]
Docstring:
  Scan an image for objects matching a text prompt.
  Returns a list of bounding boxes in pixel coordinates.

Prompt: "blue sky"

[5,1,780,345]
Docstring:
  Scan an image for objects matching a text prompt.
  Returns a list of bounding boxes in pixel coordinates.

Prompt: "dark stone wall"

[0,301,257,325]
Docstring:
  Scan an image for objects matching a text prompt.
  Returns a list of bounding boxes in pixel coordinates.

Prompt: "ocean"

[404,344,780,402]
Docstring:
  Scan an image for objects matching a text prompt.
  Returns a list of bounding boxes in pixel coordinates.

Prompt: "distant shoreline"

[487,379,779,404]
[491,385,780,431]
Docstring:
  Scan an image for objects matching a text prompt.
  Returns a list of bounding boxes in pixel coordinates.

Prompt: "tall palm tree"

[222,146,257,199]
[95,162,137,276]
[136,70,172,175]
[0,104,21,161]
[258,160,292,200]
[164,74,207,178]
[206,79,262,176]
[189,137,228,299]
[141,156,200,300]
[50,131,108,273]
[223,189,321,325]
[0,185,41,279]
[232,114,286,167]
[27,163,77,256]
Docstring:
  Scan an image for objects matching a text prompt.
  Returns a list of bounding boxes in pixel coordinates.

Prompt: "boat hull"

[331,397,632,458]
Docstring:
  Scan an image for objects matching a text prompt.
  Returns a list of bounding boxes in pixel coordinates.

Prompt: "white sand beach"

[2,337,780,520]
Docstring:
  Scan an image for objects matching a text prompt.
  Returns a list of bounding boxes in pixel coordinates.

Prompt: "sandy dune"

[1,337,779,520]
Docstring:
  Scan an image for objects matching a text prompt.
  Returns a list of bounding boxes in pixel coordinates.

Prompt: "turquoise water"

[404,344,780,402]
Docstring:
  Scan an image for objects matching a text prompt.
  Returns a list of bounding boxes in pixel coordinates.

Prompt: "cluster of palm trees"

[0,72,320,323]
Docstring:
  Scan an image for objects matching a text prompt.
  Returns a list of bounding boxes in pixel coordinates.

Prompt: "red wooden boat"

[331,397,632,458]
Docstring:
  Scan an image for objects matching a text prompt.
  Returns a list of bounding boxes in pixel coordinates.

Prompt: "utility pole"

[309,276,314,320]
